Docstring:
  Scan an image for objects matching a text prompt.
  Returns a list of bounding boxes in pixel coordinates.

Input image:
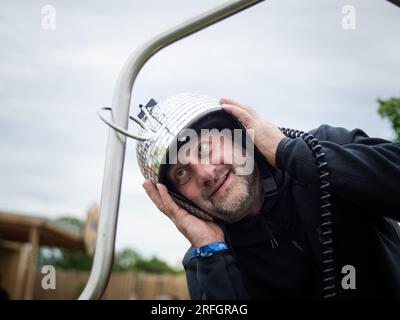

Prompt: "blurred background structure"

[0,207,189,299]
[0,211,84,299]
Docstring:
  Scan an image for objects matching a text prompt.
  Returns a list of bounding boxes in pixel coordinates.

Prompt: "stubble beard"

[208,166,259,223]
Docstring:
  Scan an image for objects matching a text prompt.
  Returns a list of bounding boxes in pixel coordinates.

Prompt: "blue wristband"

[193,241,228,257]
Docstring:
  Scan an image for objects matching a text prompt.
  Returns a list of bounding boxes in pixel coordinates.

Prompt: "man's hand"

[142,180,224,248]
[220,97,285,167]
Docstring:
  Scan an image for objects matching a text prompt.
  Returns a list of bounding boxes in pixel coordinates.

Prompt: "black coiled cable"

[279,128,336,299]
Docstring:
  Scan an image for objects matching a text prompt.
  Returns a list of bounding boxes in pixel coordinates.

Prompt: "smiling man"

[164,128,263,224]
[137,93,400,299]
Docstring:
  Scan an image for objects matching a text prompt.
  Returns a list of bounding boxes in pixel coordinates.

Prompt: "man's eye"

[177,169,185,178]
[175,168,189,184]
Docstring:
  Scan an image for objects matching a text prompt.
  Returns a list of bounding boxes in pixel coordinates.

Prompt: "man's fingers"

[220,97,248,109]
[142,180,164,210]
[156,183,187,222]
[143,181,186,222]
[220,103,255,129]
[220,97,259,118]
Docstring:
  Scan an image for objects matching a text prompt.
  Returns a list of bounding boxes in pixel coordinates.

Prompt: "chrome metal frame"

[78,0,264,300]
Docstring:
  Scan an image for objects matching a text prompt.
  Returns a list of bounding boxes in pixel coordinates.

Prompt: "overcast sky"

[0,0,399,265]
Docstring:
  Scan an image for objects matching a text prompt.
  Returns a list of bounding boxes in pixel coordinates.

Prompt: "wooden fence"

[33,270,189,300]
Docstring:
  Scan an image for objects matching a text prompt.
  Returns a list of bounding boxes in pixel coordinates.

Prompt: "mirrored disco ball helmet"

[135,93,278,220]
[136,93,237,185]
[136,93,276,200]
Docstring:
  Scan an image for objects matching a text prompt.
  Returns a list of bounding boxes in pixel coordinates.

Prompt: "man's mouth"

[209,171,231,198]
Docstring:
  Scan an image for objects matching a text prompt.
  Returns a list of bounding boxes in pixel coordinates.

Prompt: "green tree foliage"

[134,256,182,275]
[37,247,93,271]
[377,97,400,142]
[37,217,183,274]
[37,216,92,270]
[55,216,83,233]
[113,248,182,274]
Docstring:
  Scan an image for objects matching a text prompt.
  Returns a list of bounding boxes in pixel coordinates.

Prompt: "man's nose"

[190,163,216,183]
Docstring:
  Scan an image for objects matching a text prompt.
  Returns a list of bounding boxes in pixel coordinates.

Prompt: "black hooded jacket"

[182,124,400,299]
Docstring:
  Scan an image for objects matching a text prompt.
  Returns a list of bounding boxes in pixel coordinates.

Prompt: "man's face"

[166,129,260,223]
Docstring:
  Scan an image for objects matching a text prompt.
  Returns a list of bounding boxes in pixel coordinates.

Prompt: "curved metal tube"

[78,0,264,300]
[97,107,155,141]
